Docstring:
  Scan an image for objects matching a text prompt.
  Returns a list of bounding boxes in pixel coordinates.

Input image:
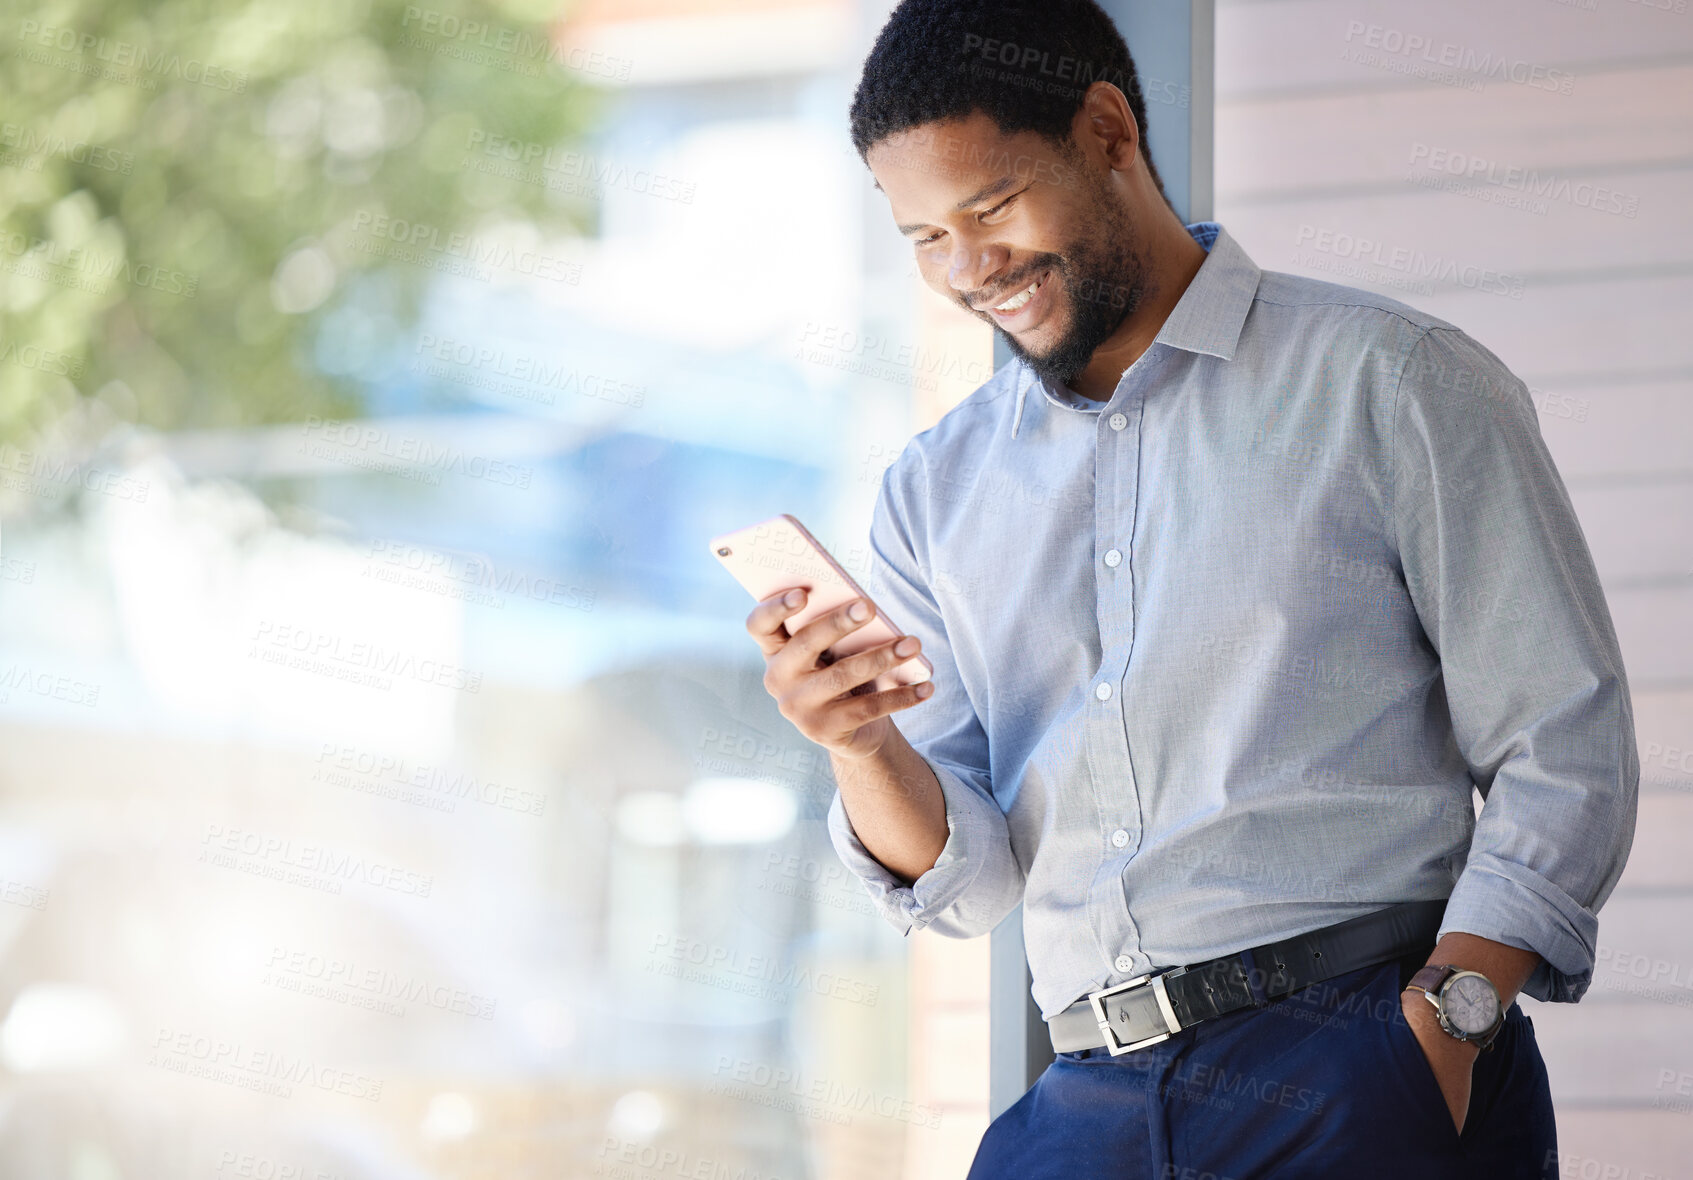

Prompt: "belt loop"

[1237,946,1268,1005]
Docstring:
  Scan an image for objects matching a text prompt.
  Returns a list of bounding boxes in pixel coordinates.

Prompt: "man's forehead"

[867,113,1032,180]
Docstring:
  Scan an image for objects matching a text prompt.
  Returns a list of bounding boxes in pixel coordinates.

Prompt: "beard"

[976,175,1153,390]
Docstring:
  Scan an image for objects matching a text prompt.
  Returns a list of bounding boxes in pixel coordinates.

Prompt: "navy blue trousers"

[968,954,1556,1179]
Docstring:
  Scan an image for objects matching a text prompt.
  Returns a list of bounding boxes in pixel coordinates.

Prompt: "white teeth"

[994,276,1041,312]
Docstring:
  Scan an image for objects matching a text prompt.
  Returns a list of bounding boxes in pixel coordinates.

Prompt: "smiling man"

[872,107,1182,403]
[742,1,1639,1177]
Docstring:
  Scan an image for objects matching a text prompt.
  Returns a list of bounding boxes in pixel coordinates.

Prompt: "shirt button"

[1095,682,1112,701]
[1115,955,1135,973]
[1111,828,1129,848]
[1104,549,1122,568]
[1109,412,1128,431]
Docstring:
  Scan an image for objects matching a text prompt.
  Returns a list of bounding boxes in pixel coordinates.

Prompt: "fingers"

[750,590,930,730]
[784,596,881,668]
[794,632,925,711]
[746,589,881,670]
[827,678,935,738]
[745,587,809,656]
[745,586,933,756]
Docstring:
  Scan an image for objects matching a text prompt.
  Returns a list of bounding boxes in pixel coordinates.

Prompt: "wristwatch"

[1404,964,1505,1051]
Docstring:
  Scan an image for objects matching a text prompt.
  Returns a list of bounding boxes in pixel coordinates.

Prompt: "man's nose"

[947,242,1009,294]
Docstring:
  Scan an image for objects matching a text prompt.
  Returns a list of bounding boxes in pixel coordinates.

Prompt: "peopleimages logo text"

[16,19,248,91]
[1408,143,1639,218]
[1343,21,1574,93]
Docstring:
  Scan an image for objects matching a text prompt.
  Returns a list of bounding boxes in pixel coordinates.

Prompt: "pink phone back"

[709,513,932,689]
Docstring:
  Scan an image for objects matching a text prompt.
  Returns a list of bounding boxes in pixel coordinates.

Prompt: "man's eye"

[911,191,1018,246]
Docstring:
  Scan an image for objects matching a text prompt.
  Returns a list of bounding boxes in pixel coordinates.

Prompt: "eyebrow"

[891,173,1021,236]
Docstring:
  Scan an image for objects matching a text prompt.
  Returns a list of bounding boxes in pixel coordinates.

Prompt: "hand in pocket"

[1398,993,1479,1135]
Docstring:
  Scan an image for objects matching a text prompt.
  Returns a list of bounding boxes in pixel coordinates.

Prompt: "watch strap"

[1405,963,1456,997]
[1470,1018,1504,1051]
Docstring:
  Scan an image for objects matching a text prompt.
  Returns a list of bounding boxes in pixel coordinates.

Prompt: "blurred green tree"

[0,0,603,445]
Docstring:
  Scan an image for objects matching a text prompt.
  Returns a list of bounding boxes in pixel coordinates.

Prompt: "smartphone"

[709,513,933,692]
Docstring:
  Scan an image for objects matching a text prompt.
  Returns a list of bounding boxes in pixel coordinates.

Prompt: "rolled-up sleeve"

[1390,325,1640,1002]
[825,455,1025,939]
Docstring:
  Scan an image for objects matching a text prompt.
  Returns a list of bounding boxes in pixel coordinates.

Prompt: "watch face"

[1444,973,1500,1035]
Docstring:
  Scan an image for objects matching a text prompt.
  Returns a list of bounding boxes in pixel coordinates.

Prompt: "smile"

[982,270,1052,327]
[994,274,1043,312]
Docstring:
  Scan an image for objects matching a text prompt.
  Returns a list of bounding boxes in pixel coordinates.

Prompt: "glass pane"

[0,0,990,1176]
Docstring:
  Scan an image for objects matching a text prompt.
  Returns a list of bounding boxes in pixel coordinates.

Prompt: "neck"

[1066,211,1209,402]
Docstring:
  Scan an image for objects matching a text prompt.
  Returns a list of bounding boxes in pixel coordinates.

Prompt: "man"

[743,1,1638,1175]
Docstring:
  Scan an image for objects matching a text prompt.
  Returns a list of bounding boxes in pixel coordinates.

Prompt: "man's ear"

[1079,82,1139,171]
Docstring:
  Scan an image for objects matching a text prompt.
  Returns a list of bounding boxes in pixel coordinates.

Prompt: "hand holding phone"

[711,514,932,689]
[713,513,935,760]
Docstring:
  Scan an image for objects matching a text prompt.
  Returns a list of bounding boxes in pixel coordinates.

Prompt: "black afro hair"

[849,0,1167,201]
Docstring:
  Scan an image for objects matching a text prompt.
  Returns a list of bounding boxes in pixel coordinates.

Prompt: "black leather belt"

[1048,899,1448,1055]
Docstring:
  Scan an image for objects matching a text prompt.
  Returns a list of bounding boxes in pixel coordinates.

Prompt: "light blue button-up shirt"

[827,220,1638,1019]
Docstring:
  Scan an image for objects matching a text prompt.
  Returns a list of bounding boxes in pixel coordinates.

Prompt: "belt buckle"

[1087,966,1186,1056]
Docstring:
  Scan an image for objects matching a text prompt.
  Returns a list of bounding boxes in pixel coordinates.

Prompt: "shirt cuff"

[1437,850,1600,1003]
[825,757,1018,939]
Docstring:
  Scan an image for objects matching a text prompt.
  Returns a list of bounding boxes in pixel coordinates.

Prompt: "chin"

[1004,312,1070,361]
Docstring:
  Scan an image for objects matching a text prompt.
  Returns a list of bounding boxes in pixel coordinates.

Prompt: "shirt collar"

[1010,221,1261,439]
